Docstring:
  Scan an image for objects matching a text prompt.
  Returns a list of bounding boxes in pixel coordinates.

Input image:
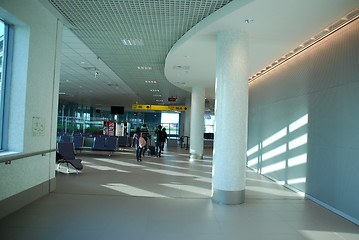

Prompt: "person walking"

[140,124,150,157]
[154,125,163,157]
[132,127,144,162]
[161,127,168,151]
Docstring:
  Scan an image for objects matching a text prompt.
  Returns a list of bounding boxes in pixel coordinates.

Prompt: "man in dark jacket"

[154,125,163,157]
[140,124,150,157]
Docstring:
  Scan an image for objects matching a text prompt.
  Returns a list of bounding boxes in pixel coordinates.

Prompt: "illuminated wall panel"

[247,20,359,223]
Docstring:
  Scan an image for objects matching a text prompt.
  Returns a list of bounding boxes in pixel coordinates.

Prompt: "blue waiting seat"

[59,135,72,142]
[92,136,118,156]
[117,136,128,147]
[73,136,84,151]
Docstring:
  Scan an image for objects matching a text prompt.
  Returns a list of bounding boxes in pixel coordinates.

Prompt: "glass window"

[161,113,179,136]
[0,20,9,150]
[204,115,215,133]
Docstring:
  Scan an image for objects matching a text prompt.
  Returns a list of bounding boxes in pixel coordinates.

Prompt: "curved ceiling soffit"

[165,0,359,100]
[165,0,253,98]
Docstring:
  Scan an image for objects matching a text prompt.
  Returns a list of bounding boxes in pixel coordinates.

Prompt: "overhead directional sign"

[132,104,151,110]
[132,104,188,111]
[150,105,169,111]
[168,106,188,111]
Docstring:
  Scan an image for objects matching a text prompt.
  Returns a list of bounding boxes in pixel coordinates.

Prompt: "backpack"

[139,133,146,148]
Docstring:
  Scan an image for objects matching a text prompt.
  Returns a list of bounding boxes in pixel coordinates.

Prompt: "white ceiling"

[60,27,138,109]
[165,0,359,99]
[41,0,358,112]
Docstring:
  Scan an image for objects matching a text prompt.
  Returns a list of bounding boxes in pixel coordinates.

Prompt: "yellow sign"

[132,104,151,110]
[151,105,169,111]
[132,104,188,111]
[168,106,188,111]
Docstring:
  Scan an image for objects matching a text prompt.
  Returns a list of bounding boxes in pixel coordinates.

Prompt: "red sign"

[103,121,116,136]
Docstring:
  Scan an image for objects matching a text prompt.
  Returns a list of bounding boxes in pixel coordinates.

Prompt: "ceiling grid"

[49,0,233,108]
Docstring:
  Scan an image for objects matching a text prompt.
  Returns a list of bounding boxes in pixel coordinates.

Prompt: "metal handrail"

[0,149,56,164]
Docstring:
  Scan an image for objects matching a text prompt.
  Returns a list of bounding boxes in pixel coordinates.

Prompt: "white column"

[184,98,191,137]
[212,30,248,204]
[189,86,205,160]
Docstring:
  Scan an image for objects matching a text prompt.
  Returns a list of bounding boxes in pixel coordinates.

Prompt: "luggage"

[148,146,156,156]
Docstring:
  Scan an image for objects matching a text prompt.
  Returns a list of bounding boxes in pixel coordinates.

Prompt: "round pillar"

[212,30,249,204]
[189,86,205,160]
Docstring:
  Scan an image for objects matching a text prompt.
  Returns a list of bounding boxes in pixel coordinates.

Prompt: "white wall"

[247,20,359,224]
[0,0,62,205]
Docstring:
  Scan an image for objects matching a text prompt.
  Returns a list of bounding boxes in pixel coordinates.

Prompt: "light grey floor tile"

[0,147,358,240]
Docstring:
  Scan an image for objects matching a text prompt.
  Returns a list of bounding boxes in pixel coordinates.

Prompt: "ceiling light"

[150,89,160,92]
[244,19,254,24]
[121,38,144,46]
[145,80,157,84]
[153,94,162,97]
[138,66,152,70]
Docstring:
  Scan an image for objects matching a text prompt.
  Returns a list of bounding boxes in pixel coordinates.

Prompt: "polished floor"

[0,146,358,240]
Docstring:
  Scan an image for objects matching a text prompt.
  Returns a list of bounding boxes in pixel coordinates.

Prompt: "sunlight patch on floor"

[246,185,303,198]
[144,168,197,177]
[93,158,144,168]
[101,183,168,198]
[82,161,130,172]
[160,183,211,197]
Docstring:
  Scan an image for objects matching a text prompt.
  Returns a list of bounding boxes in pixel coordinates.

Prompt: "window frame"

[0,20,12,151]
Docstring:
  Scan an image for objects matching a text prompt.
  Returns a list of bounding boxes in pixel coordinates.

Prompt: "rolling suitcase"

[148,146,156,156]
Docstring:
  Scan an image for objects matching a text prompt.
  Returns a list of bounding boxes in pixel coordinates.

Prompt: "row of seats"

[59,135,129,150]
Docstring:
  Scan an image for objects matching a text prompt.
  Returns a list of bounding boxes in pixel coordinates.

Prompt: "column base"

[212,188,245,205]
[190,153,203,160]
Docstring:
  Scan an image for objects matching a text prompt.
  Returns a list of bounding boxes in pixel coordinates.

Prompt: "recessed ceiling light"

[244,19,254,24]
[121,38,144,46]
[138,66,152,70]
[145,80,157,84]
[153,94,161,97]
[150,89,160,92]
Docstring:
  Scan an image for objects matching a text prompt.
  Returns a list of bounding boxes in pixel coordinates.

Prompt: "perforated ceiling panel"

[48,0,233,108]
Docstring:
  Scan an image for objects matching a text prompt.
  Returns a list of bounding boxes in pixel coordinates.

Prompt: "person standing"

[132,127,143,161]
[154,125,163,157]
[161,127,168,151]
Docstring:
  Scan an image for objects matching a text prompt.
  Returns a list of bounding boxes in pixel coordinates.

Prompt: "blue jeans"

[136,145,142,161]
[155,141,164,157]
[142,145,147,156]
